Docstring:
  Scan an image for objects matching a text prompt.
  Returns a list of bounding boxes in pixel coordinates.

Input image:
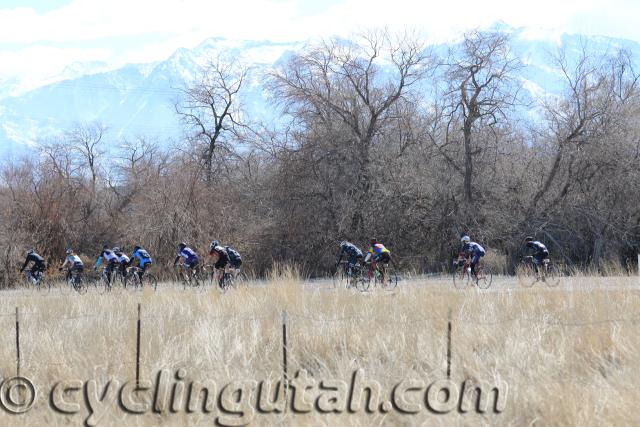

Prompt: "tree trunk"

[463,123,473,203]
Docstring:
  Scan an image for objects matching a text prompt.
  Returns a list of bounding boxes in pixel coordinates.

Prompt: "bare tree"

[176,54,247,181]
[268,30,433,234]
[431,30,522,203]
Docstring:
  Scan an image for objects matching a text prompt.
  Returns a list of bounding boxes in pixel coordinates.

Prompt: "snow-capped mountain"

[0,28,639,157]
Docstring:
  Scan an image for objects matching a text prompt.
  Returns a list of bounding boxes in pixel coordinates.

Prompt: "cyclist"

[113,247,130,277]
[59,248,84,280]
[208,240,230,286]
[461,235,485,277]
[20,249,47,283]
[94,245,119,283]
[174,242,199,272]
[335,240,363,276]
[130,245,153,280]
[225,245,243,275]
[364,238,391,278]
[524,237,549,270]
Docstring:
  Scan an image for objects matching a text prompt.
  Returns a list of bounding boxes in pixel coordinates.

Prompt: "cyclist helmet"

[133,245,141,251]
[113,247,121,253]
[178,242,186,249]
[66,248,73,255]
[210,240,220,249]
[370,238,377,245]
[26,248,34,256]
[340,240,347,247]
[524,236,533,242]
[103,244,110,250]
[461,235,471,244]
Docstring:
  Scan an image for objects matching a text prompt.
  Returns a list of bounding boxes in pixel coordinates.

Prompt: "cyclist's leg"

[470,254,480,276]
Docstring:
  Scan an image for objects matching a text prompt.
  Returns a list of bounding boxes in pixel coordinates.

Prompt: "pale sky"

[0,0,639,92]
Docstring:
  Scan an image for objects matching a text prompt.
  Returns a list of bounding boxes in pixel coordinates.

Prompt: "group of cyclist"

[20,233,550,285]
[336,234,550,279]
[336,238,392,278]
[173,241,242,285]
[19,240,243,288]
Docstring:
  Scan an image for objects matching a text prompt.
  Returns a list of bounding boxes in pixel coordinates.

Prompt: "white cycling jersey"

[117,253,130,264]
[62,254,83,268]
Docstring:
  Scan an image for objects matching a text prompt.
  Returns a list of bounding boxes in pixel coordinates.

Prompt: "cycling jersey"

[131,248,152,268]
[95,249,118,269]
[177,247,199,265]
[209,245,229,269]
[20,253,46,272]
[336,242,363,266]
[225,246,242,267]
[368,243,390,256]
[527,241,548,254]
[463,242,485,256]
[116,253,130,264]
[62,254,83,269]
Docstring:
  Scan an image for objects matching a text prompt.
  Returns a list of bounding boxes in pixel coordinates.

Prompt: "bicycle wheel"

[453,266,471,289]
[143,273,158,291]
[543,264,560,287]
[72,276,87,295]
[516,264,537,288]
[475,266,493,289]
[332,269,346,289]
[385,268,399,289]
[38,278,52,294]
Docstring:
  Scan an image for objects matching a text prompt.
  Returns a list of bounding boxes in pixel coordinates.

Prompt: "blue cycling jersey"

[178,247,198,263]
[463,242,485,255]
[132,248,152,264]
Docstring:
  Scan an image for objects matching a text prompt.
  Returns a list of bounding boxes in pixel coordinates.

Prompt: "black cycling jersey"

[336,242,364,264]
[20,253,46,272]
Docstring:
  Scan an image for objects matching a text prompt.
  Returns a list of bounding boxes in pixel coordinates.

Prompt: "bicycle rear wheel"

[476,266,493,289]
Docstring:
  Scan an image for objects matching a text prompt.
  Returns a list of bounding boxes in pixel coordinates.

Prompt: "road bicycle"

[23,268,51,294]
[517,256,560,287]
[64,268,87,294]
[175,263,203,290]
[365,260,398,290]
[124,266,158,291]
[452,254,492,289]
[333,260,369,291]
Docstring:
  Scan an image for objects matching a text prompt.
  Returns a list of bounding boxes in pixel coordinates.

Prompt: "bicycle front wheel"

[453,267,471,289]
[36,277,51,294]
[378,268,398,289]
[144,273,158,291]
[543,264,560,287]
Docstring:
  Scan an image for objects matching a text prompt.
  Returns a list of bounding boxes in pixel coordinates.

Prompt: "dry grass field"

[0,271,639,426]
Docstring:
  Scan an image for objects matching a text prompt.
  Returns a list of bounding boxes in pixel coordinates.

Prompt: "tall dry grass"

[0,274,639,426]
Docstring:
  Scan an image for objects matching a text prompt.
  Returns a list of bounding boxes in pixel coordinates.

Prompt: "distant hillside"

[1,27,639,156]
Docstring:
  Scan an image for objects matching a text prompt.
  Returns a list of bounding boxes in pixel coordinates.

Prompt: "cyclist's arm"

[94,255,103,270]
[19,258,29,272]
[173,255,181,265]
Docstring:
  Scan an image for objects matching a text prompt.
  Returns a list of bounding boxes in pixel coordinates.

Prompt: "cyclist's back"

[20,249,46,273]
[224,245,242,268]
[60,249,84,277]
[365,239,391,264]
[524,237,549,264]
[336,241,363,266]
[174,243,199,268]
